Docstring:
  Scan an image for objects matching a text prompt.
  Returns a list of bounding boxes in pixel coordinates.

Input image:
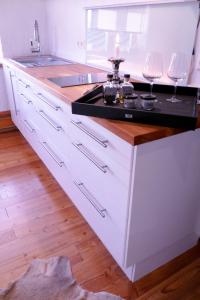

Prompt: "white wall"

[189,22,200,87]
[45,0,86,62]
[46,0,159,63]
[0,0,199,112]
[0,0,49,112]
[0,0,49,58]
[85,2,198,83]
[45,0,199,67]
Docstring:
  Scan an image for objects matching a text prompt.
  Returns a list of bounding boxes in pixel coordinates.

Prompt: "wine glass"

[166,52,188,103]
[197,88,200,105]
[142,52,163,100]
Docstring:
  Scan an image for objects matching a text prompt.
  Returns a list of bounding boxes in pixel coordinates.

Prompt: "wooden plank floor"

[0,130,199,299]
[0,111,15,132]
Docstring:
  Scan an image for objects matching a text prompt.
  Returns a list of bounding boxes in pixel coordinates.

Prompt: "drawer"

[38,129,70,168]
[68,140,130,234]
[18,93,41,132]
[19,112,40,154]
[16,78,70,160]
[69,115,133,171]
[30,84,70,124]
[17,84,33,107]
[18,91,70,169]
[71,177,125,265]
[33,106,70,160]
[35,132,71,188]
[16,73,70,124]
[16,76,31,93]
[18,90,35,116]
[16,74,35,102]
[69,134,131,187]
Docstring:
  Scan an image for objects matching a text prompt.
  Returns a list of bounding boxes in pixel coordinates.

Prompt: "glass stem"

[197,88,200,104]
[173,80,178,99]
[150,81,154,96]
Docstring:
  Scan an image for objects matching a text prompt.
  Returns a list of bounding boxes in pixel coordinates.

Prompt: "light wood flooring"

[0,130,200,299]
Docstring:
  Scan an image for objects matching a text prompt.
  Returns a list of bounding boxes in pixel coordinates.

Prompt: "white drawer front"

[16,75,70,160]
[71,178,125,265]
[38,130,70,168]
[70,115,133,171]
[31,85,70,124]
[19,93,44,137]
[19,115,72,202]
[16,72,70,122]
[16,75,31,92]
[11,71,131,270]
[19,112,40,156]
[68,140,130,234]
[34,106,69,160]
[33,132,71,192]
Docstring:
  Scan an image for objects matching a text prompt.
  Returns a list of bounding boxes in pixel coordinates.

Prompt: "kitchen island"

[2,58,200,281]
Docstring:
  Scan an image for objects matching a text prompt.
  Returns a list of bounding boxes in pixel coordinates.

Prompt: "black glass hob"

[48,73,106,88]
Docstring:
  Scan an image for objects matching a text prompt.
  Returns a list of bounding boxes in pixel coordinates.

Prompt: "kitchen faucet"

[30,20,40,53]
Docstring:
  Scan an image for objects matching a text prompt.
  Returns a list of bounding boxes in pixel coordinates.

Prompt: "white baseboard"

[121,233,198,282]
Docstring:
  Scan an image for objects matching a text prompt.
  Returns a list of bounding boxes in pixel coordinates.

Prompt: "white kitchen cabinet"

[125,130,200,280]
[68,114,133,265]
[70,115,132,170]
[34,132,72,197]
[3,66,21,127]
[71,179,127,265]
[3,64,200,282]
[69,114,200,281]
[16,76,71,165]
[0,68,9,112]
[194,128,200,236]
[6,70,74,200]
[69,115,133,246]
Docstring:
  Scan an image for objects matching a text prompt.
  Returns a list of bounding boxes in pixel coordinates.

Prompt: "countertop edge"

[3,58,199,146]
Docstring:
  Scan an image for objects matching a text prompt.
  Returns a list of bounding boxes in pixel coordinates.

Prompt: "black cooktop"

[48,73,106,88]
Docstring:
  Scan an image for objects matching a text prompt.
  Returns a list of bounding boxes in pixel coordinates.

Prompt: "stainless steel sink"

[10,55,74,68]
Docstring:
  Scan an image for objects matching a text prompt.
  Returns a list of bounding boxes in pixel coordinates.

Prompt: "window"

[86,2,199,83]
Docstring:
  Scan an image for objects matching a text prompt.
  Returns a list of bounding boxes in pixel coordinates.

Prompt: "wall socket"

[77,41,85,49]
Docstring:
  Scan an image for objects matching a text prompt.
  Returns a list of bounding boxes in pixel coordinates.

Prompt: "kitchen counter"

[3,58,200,145]
[3,57,200,283]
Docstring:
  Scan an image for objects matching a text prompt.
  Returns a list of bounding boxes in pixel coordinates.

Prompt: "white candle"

[115,33,120,58]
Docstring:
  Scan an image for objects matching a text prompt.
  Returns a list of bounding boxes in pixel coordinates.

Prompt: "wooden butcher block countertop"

[4,58,200,146]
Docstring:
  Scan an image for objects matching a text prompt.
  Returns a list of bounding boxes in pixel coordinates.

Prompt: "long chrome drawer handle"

[71,120,108,148]
[39,110,62,131]
[74,181,106,218]
[35,92,61,111]
[72,142,108,173]
[40,142,64,167]
[19,93,32,104]
[24,120,35,133]
[18,79,30,88]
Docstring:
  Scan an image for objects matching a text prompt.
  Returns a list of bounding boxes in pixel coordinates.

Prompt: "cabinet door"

[69,140,130,235]
[125,131,200,268]
[194,129,200,236]
[71,177,126,265]
[3,66,23,129]
[3,66,18,123]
